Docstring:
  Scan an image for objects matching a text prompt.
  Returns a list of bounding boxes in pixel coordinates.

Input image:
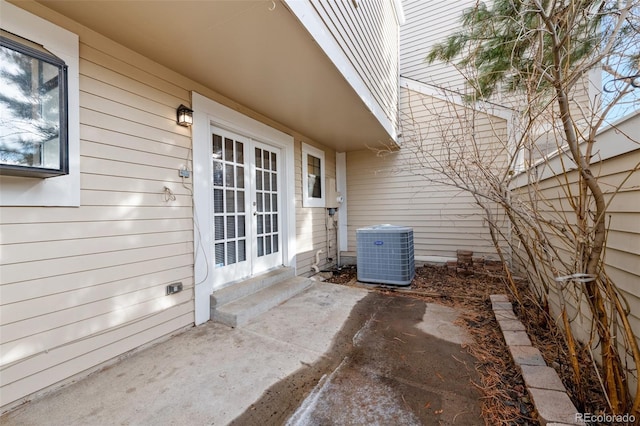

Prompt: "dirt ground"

[326,264,610,425]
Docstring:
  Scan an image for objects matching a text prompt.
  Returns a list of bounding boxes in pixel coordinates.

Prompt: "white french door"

[251,141,281,272]
[211,127,282,286]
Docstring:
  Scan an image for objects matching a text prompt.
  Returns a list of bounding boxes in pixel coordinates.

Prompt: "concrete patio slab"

[271,293,483,425]
[1,282,483,426]
[414,303,472,345]
[243,282,367,354]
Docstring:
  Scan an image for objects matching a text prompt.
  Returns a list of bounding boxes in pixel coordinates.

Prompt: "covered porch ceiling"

[31,0,394,152]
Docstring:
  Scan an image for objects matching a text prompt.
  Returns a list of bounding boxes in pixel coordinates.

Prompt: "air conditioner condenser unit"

[356,224,415,286]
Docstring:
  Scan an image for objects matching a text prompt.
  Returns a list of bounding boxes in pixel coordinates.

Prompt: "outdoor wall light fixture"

[177,104,193,127]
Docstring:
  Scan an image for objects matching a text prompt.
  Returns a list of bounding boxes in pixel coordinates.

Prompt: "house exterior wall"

[0,12,194,411]
[295,142,338,275]
[511,113,640,376]
[400,0,595,123]
[286,0,401,139]
[0,1,339,411]
[343,86,509,261]
[400,0,474,91]
[516,149,640,335]
[341,0,510,264]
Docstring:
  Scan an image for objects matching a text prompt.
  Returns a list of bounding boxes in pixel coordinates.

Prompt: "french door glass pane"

[214,217,224,240]
[256,171,262,190]
[226,190,235,213]
[257,193,263,212]
[236,142,244,163]
[225,138,233,161]
[255,146,279,258]
[227,241,236,264]
[214,162,223,186]
[238,216,245,237]
[212,133,246,267]
[215,243,224,267]
[237,166,244,189]
[237,191,245,212]
[225,164,234,187]
[238,240,246,262]
[213,135,222,157]
[214,189,223,213]
[226,216,236,238]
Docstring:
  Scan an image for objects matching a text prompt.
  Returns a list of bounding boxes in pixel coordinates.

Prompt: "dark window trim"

[0,34,69,178]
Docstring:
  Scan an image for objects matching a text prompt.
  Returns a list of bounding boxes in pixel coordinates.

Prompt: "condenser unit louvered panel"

[356,225,415,286]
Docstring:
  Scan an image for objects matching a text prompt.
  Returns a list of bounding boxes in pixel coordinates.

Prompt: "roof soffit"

[31,0,394,151]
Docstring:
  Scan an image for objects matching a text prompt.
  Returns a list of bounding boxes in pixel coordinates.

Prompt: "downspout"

[336,213,341,268]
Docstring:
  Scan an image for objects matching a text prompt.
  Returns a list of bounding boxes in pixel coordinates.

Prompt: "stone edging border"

[490,294,584,426]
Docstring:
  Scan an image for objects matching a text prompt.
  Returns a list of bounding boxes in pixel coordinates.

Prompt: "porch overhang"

[27,0,397,152]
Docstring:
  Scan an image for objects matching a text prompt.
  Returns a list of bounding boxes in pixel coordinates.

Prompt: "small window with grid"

[301,142,325,208]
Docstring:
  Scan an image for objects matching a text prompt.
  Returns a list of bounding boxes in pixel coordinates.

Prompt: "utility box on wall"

[325,177,342,209]
[356,224,415,286]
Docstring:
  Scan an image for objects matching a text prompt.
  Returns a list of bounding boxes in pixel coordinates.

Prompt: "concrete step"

[210,267,295,308]
[212,276,314,327]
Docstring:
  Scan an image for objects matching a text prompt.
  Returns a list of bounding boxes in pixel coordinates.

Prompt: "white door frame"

[192,92,296,325]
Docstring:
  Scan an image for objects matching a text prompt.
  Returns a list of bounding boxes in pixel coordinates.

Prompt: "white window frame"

[0,0,80,206]
[301,142,325,208]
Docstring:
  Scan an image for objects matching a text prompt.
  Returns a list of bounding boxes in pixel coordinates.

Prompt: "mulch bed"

[326,264,609,425]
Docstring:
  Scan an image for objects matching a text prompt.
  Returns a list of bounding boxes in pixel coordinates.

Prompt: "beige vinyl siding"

[295,141,337,275]
[1,2,347,409]
[345,86,509,259]
[511,113,640,394]
[401,0,600,163]
[309,0,399,129]
[400,0,522,112]
[346,153,503,258]
[526,73,599,163]
[400,0,476,90]
[0,6,195,409]
[513,146,640,342]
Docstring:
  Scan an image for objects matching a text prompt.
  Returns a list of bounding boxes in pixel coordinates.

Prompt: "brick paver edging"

[490,294,584,426]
